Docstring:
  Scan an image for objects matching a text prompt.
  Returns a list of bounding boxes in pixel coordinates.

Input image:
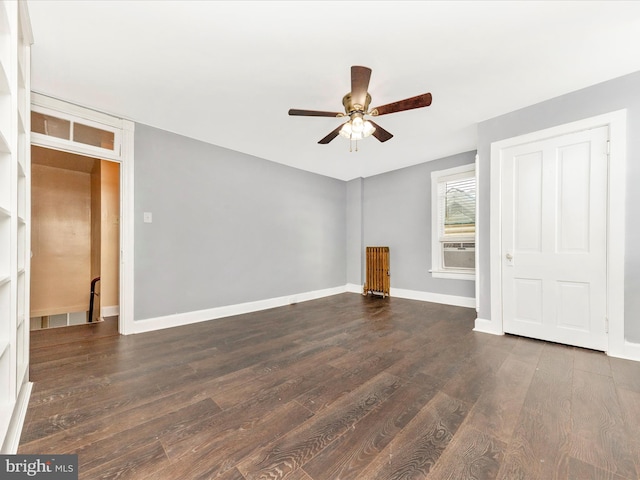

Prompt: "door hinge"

[606,140,611,156]
[605,316,609,333]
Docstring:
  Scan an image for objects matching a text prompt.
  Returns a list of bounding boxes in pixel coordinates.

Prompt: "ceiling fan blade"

[371,93,432,116]
[288,109,342,117]
[318,124,344,144]
[351,66,372,109]
[368,121,394,142]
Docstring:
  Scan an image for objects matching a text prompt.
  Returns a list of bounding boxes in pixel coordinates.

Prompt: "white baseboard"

[390,287,476,308]
[623,341,640,361]
[116,286,640,362]
[346,284,475,307]
[473,319,640,361]
[473,317,504,336]
[131,285,475,336]
[131,286,348,334]
[101,305,119,318]
[1,382,32,454]
[609,340,640,362]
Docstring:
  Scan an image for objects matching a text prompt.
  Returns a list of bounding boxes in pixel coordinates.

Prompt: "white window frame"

[430,163,476,280]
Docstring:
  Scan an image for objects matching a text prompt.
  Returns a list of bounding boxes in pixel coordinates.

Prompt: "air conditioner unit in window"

[442,242,475,270]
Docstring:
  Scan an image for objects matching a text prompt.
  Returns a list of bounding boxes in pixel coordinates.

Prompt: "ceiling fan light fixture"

[351,115,364,134]
[339,121,353,139]
[363,120,375,137]
[339,117,375,141]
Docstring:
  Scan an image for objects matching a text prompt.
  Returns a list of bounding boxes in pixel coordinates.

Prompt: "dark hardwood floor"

[19,294,640,479]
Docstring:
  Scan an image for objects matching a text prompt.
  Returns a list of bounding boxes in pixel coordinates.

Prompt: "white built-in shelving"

[0,0,32,453]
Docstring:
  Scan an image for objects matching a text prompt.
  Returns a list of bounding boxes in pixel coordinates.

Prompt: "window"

[431,164,476,280]
[31,107,120,157]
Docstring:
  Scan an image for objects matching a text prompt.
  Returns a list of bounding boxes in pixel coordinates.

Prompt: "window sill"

[430,270,475,281]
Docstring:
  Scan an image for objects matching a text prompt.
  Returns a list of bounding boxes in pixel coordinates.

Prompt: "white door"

[501,126,608,350]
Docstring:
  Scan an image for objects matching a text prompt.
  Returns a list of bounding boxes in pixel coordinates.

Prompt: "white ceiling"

[27,1,640,181]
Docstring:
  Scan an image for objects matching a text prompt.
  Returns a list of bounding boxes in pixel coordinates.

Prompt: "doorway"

[486,110,627,356]
[499,126,608,350]
[29,93,135,335]
[29,146,120,330]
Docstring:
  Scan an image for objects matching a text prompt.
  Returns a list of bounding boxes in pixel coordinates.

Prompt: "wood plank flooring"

[19,293,640,480]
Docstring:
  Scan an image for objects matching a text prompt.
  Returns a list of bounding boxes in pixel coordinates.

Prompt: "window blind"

[438,175,476,237]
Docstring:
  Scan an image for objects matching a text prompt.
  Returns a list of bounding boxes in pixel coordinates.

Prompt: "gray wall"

[346,178,364,286]
[134,65,640,330]
[477,70,640,342]
[358,151,476,298]
[134,124,346,320]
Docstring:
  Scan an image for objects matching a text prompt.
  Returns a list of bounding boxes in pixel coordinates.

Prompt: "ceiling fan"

[288,65,432,148]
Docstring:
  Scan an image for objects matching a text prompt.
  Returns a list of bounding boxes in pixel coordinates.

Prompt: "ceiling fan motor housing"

[342,92,372,115]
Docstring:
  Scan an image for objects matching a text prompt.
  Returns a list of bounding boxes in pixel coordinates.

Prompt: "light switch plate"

[143,212,153,223]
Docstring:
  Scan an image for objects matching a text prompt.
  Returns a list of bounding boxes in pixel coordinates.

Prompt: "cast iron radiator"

[363,246,390,297]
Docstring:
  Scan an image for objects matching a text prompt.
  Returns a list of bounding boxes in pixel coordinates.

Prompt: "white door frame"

[30,93,135,335]
[484,109,627,357]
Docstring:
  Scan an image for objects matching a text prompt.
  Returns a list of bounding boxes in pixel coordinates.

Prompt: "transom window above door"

[31,106,121,158]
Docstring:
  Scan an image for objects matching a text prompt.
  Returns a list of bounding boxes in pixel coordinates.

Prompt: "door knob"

[506,253,513,261]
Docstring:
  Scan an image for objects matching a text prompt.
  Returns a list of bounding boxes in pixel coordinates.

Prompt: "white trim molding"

[618,341,640,362]
[119,120,135,335]
[428,270,475,281]
[474,153,480,313]
[348,284,475,308]
[31,93,136,337]
[390,287,475,308]
[1,382,32,454]
[131,286,348,334]
[101,305,120,318]
[484,109,627,359]
[345,283,363,294]
[132,285,477,335]
[473,317,503,336]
